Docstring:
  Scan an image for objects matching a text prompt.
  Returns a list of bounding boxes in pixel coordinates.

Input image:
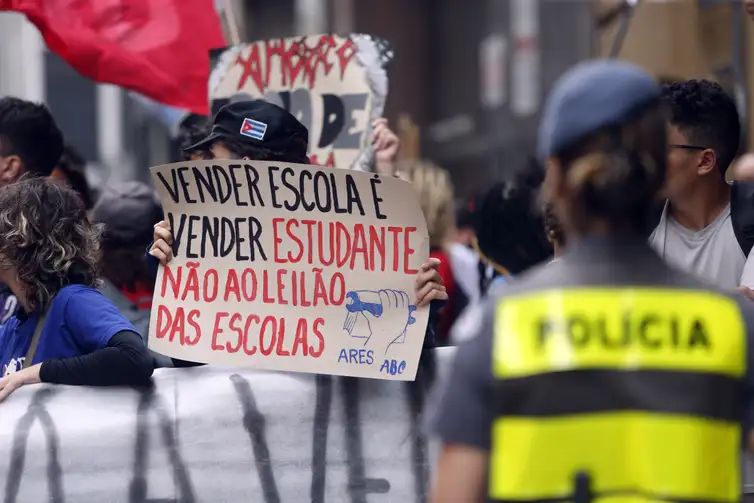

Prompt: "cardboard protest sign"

[149,160,429,380]
[208,34,393,170]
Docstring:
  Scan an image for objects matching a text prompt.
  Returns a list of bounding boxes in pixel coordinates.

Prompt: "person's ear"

[0,155,22,185]
[697,148,718,176]
[541,157,566,203]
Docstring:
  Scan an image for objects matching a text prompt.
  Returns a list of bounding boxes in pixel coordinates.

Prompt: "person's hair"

[661,80,741,174]
[100,246,155,290]
[56,144,95,210]
[0,97,64,176]
[474,159,553,277]
[553,99,667,234]
[402,160,455,249]
[543,202,565,247]
[219,137,310,164]
[177,114,210,161]
[0,177,101,311]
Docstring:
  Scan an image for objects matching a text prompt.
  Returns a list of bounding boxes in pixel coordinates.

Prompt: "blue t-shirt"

[0,283,19,325]
[0,285,137,376]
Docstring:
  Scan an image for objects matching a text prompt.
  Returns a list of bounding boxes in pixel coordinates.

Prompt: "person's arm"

[426,303,494,502]
[63,288,156,382]
[40,330,153,385]
[430,445,488,503]
[423,298,446,348]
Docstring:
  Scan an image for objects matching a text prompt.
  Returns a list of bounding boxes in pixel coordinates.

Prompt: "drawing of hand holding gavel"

[342,290,417,354]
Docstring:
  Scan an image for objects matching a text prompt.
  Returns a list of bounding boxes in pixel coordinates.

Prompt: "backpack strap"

[731,181,754,257]
[20,293,59,369]
[22,308,51,369]
[645,199,666,239]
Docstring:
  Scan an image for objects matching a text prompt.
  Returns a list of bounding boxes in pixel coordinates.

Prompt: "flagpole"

[221,0,242,46]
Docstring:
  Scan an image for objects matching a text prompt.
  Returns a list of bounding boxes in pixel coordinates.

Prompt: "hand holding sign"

[415,258,447,306]
[343,290,416,354]
[149,220,173,265]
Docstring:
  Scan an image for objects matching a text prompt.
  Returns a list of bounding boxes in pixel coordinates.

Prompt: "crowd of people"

[0,93,452,399]
[2,52,754,501]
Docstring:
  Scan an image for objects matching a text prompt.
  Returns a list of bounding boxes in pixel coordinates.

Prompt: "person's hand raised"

[372,118,400,176]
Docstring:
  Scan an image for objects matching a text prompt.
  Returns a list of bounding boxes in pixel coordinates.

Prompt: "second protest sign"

[149,160,430,380]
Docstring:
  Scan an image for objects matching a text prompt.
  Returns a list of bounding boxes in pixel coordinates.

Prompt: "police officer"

[428,60,754,503]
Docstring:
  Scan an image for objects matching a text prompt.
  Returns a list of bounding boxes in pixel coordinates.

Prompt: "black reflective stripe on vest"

[493,369,742,422]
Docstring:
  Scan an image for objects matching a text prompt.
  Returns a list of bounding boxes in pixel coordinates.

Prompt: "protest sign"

[0,349,450,503]
[149,160,430,380]
[208,34,393,170]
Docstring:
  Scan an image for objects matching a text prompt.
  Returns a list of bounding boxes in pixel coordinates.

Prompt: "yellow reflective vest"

[489,288,745,503]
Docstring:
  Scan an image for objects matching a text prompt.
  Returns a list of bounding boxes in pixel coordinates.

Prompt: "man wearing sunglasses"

[649,79,754,293]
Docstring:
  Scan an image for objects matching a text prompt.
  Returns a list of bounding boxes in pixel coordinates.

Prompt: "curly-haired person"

[0,178,153,402]
[650,79,751,292]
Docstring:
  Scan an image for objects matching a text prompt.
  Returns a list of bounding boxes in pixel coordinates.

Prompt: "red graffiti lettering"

[309,152,336,167]
[235,35,356,93]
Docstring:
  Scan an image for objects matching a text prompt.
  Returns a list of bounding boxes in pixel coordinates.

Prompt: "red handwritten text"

[154,306,325,359]
[236,35,357,94]
[272,218,420,274]
[160,262,346,308]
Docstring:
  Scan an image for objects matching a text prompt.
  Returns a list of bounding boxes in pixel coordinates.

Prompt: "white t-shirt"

[649,202,754,289]
[447,243,480,304]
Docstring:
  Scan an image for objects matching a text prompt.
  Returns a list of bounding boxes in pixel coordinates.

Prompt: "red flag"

[1,0,226,115]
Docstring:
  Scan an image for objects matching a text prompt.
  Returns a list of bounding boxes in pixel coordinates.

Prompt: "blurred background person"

[405,160,461,345]
[92,181,172,367]
[0,97,63,186]
[448,197,482,316]
[0,96,64,327]
[51,143,97,215]
[450,161,554,344]
[176,113,210,161]
[472,158,553,292]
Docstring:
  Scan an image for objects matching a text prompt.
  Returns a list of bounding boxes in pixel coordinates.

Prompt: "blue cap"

[537,60,660,162]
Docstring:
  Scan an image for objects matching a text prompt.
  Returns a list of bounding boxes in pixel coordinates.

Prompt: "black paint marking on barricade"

[4,388,64,503]
[311,374,333,503]
[405,352,436,503]
[230,374,281,503]
[340,378,391,503]
[129,385,196,503]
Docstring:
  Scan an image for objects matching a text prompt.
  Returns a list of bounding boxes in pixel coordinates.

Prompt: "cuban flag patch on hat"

[240,118,267,141]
